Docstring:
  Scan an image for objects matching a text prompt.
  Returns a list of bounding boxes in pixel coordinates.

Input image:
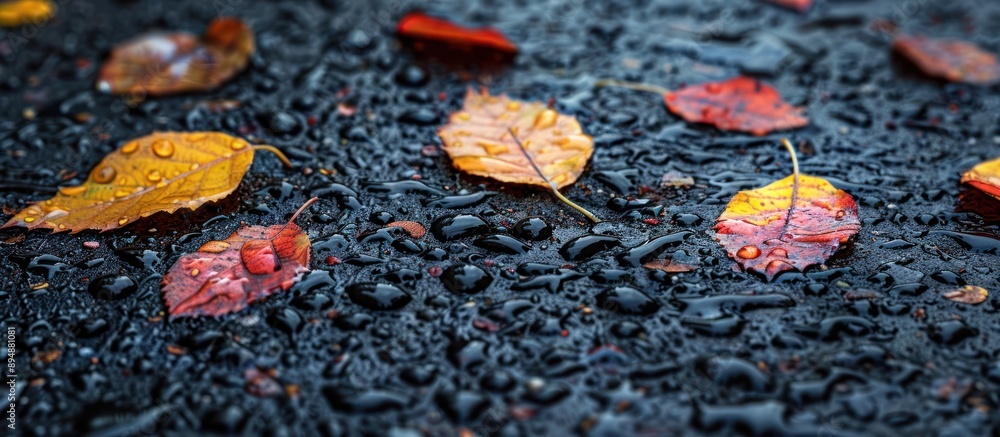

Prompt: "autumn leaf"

[942,285,988,305]
[762,0,811,12]
[97,17,255,96]
[2,132,290,233]
[162,198,315,318]
[437,88,599,222]
[397,12,517,55]
[893,35,1000,85]
[0,0,54,27]
[961,157,1000,201]
[596,76,808,136]
[713,139,859,281]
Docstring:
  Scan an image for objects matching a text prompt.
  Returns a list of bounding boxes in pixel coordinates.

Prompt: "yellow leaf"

[438,88,598,222]
[961,157,1000,201]
[2,132,290,233]
[0,0,53,27]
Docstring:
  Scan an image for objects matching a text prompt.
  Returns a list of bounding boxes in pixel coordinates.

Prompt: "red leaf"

[663,76,808,136]
[397,12,517,54]
[97,18,254,96]
[161,199,315,318]
[894,35,1000,85]
[763,0,812,12]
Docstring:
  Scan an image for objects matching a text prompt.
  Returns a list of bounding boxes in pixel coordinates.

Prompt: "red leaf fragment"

[397,12,517,64]
[762,0,811,12]
[893,35,1000,85]
[98,17,254,96]
[397,12,517,53]
[663,76,808,136]
[161,199,315,318]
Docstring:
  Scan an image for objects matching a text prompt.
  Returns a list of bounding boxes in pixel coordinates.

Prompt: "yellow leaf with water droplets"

[0,0,54,27]
[2,132,289,233]
[437,88,599,222]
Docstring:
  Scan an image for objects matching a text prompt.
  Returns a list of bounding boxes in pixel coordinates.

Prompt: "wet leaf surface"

[942,285,988,305]
[161,199,314,317]
[2,132,287,233]
[713,141,860,280]
[3,1,1000,436]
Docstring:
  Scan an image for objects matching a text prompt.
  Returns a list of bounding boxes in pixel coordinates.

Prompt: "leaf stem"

[253,145,293,168]
[778,138,800,241]
[593,79,671,95]
[507,128,601,223]
[289,197,318,224]
[548,185,600,223]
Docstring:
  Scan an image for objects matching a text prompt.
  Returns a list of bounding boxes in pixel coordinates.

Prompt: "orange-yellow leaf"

[437,88,598,221]
[2,132,265,233]
[97,18,254,96]
[713,174,859,281]
[0,0,54,27]
[438,88,592,189]
[961,157,1000,201]
[893,35,1000,85]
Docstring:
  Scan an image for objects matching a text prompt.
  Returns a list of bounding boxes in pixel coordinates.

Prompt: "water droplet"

[147,170,162,182]
[835,210,846,220]
[58,185,87,196]
[705,83,721,94]
[120,141,139,154]
[345,283,412,310]
[199,241,231,253]
[230,139,248,150]
[156,181,168,188]
[190,268,200,277]
[440,264,493,294]
[507,102,520,111]
[23,217,35,223]
[768,248,788,258]
[118,217,128,225]
[737,246,761,259]
[534,109,557,129]
[185,133,208,142]
[190,163,200,170]
[152,139,175,158]
[114,188,132,198]
[92,166,116,184]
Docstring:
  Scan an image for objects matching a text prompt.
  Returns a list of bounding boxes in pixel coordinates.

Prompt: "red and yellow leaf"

[1,132,289,233]
[162,199,315,318]
[0,0,54,27]
[97,17,254,96]
[893,35,1000,85]
[663,76,808,136]
[397,12,516,54]
[961,157,1000,201]
[713,140,859,280]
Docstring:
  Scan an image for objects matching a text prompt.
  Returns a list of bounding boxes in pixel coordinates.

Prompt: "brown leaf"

[2,132,290,233]
[97,18,254,96]
[642,259,698,273]
[161,198,315,318]
[437,88,598,222]
[894,35,1000,85]
[942,285,988,305]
